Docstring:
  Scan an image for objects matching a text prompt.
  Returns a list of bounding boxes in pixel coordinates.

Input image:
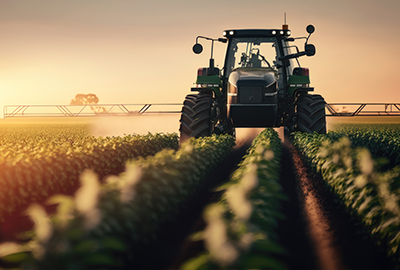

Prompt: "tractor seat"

[250,54,261,68]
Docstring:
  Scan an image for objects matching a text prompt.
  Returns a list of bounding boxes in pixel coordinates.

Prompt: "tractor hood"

[227,67,279,128]
[228,68,277,88]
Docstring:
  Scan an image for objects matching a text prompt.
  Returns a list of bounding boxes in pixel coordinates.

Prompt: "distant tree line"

[70,93,99,105]
[70,94,107,113]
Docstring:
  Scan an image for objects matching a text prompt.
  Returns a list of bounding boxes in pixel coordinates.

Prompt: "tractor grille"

[238,85,264,104]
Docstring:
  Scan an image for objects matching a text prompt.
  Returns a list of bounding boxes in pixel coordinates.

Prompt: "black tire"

[190,92,213,137]
[179,92,213,144]
[296,94,326,134]
[179,94,196,144]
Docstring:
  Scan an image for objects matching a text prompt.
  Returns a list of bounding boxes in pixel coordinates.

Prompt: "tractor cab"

[222,29,292,86]
[221,30,291,127]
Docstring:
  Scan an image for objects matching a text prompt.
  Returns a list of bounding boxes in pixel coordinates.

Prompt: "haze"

[1,0,399,119]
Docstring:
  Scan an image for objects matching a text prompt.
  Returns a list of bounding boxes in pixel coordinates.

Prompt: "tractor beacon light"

[293,67,309,76]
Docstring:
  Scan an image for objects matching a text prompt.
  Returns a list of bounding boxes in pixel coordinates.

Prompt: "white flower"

[75,170,101,230]
[358,149,374,175]
[263,150,274,161]
[203,205,239,267]
[0,242,25,257]
[226,186,253,221]
[120,164,142,203]
[238,232,254,250]
[354,175,368,188]
[25,203,52,244]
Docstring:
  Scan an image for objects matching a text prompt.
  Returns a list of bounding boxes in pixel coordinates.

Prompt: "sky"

[1,0,400,118]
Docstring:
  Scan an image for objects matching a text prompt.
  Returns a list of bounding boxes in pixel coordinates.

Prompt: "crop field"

[0,121,399,269]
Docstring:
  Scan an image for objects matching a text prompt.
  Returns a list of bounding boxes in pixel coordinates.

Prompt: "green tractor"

[179,24,326,143]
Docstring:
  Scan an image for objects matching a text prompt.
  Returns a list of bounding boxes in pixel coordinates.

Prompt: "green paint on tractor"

[287,75,310,96]
[195,75,222,97]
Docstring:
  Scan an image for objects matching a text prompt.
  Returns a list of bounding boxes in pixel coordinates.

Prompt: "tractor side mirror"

[306,25,315,34]
[305,44,316,56]
[193,43,203,54]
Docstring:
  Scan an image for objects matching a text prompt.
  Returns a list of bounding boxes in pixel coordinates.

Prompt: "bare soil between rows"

[280,139,394,270]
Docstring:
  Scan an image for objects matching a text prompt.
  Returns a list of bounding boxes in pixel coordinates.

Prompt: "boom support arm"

[325,103,400,116]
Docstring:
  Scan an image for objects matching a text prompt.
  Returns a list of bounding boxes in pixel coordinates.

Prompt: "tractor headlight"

[280,30,284,35]
[198,84,219,88]
[223,31,227,36]
[287,30,291,35]
[272,30,276,35]
[229,30,234,35]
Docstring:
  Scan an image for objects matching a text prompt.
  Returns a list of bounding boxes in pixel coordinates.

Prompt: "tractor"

[179,24,326,143]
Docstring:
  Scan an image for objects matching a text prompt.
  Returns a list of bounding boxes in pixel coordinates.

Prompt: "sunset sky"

[1,0,399,118]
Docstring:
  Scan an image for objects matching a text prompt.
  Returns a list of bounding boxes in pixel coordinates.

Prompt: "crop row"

[334,123,400,139]
[0,134,236,269]
[0,124,91,162]
[292,132,400,263]
[181,128,287,270]
[327,124,400,168]
[0,133,178,221]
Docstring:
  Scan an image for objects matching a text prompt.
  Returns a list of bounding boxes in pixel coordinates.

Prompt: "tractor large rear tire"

[296,94,326,134]
[179,92,213,144]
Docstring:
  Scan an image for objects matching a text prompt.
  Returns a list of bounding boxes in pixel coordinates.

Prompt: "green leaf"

[100,237,126,252]
[188,231,204,241]
[1,251,30,263]
[82,253,116,266]
[67,228,84,240]
[239,254,286,270]
[72,240,97,253]
[253,239,286,254]
[180,254,210,270]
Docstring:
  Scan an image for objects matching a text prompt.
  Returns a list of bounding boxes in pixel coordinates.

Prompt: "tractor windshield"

[224,37,278,78]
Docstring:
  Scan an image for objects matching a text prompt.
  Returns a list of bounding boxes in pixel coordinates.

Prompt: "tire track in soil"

[284,139,393,270]
[288,140,344,270]
[276,142,319,270]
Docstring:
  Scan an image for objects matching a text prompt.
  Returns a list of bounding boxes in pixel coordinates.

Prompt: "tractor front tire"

[296,94,326,134]
[179,94,197,143]
[179,92,213,144]
[189,92,213,137]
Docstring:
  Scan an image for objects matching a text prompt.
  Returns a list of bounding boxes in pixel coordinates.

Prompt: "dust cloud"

[326,116,400,131]
[90,115,180,137]
[90,115,281,146]
[234,128,264,148]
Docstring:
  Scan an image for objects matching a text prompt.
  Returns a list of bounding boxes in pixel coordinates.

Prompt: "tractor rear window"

[225,37,278,77]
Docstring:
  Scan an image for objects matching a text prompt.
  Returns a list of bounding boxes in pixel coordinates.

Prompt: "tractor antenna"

[282,12,289,30]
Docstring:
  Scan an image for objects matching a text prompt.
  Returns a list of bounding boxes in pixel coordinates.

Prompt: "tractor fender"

[293,87,314,96]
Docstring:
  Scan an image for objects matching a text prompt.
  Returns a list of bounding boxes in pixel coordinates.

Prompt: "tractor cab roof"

[222,29,291,39]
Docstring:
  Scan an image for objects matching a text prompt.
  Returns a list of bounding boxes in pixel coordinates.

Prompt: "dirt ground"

[279,140,395,270]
